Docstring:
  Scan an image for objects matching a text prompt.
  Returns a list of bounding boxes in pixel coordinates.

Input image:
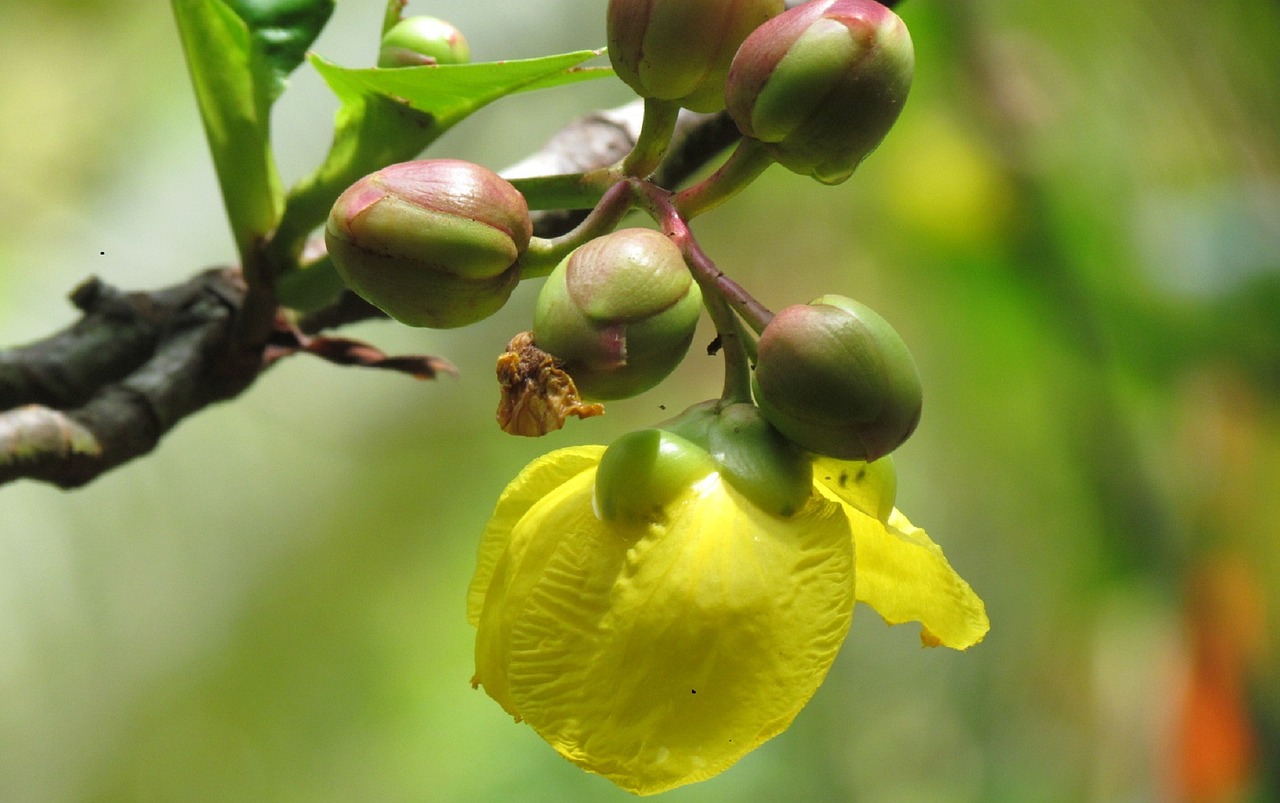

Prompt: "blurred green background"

[3,1,1279,800]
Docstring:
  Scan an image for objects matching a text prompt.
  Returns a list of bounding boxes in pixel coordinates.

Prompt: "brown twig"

[0,269,252,487]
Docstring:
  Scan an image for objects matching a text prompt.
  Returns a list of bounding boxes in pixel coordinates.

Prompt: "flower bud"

[607,0,784,113]
[532,229,702,400]
[725,0,914,184]
[594,429,719,524]
[754,294,922,461]
[326,159,532,328]
[378,16,471,67]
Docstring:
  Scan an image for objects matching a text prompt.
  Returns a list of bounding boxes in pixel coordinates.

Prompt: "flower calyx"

[663,400,813,517]
[593,428,719,525]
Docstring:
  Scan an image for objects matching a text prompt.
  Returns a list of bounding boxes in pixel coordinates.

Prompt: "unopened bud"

[726,0,913,184]
[326,159,532,328]
[607,0,784,112]
[533,228,702,400]
[754,294,922,461]
[379,16,470,67]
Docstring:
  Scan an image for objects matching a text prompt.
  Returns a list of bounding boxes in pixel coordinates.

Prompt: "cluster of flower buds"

[606,0,785,112]
[609,0,912,182]
[315,1,988,796]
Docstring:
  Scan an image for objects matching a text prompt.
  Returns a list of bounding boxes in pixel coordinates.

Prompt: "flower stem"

[621,98,680,178]
[519,180,637,278]
[703,285,755,405]
[634,183,768,404]
[674,137,774,220]
[507,168,617,211]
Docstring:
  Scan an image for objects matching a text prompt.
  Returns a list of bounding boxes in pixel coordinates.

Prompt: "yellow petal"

[467,446,605,626]
[474,469,602,715]
[821,482,988,650]
[812,454,896,523]
[483,473,854,795]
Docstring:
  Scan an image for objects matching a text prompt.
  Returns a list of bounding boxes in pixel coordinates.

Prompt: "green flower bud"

[754,295,922,461]
[607,0,785,113]
[325,159,532,328]
[532,229,702,400]
[725,0,914,184]
[594,429,719,524]
[378,16,471,67]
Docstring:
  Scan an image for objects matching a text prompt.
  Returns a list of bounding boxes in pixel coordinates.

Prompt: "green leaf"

[224,0,336,102]
[171,0,333,270]
[309,50,610,129]
[268,51,612,277]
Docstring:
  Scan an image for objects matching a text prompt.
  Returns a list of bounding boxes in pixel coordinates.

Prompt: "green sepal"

[662,401,813,518]
[660,399,719,445]
[594,429,718,525]
[705,403,812,518]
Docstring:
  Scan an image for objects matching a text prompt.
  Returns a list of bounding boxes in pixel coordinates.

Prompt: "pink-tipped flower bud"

[607,0,785,113]
[378,16,471,67]
[726,0,914,184]
[533,228,702,401]
[753,294,922,461]
[325,159,532,328]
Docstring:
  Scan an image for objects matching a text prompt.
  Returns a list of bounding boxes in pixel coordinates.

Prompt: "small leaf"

[382,0,408,36]
[309,50,610,129]
[223,0,335,101]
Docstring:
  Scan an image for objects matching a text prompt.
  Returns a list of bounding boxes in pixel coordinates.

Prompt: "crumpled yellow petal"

[818,479,988,649]
[467,446,605,627]
[473,464,855,796]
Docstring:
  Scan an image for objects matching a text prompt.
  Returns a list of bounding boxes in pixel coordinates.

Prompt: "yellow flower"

[467,445,987,795]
